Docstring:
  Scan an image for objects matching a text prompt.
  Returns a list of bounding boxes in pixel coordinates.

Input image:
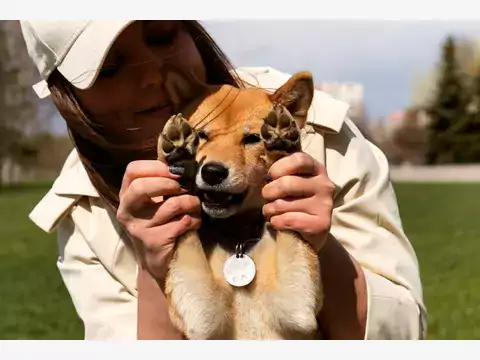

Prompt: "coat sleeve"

[323,118,427,339]
[28,149,140,340]
[55,198,138,340]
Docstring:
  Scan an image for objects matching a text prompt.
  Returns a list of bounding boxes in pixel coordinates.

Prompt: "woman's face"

[73,21,207,145]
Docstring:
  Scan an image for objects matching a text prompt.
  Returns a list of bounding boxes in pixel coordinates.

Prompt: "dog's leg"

[260,104,323,337]
[158,114,230,340]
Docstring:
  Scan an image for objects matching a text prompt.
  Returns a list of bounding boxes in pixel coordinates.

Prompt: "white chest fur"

[164,225,323,340]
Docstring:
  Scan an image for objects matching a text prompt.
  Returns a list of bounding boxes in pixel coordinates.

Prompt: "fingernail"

[183,214,192,225]
[265,174,272,183]
[169,165,185,176]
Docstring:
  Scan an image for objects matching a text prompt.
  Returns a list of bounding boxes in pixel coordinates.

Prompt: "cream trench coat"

[29,66,427,340]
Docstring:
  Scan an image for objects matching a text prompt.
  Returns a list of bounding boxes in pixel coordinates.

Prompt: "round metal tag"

[223,254,256,287]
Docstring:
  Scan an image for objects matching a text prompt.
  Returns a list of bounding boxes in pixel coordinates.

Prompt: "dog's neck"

[198,209,266,253]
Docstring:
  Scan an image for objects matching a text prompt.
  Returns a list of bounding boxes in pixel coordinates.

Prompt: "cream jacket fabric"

[29,66,427,340]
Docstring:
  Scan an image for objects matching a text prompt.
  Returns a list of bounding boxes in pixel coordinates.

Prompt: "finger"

[120,160,183,199]
[262,175,316,201]
[156,213,202,242]
[148,195,201,227]
[120,177,188,214]
[263,197,318,220]
[268,152,325,180]
[143,213,201,253]
[270,212,331,238]
[126,211,201,259]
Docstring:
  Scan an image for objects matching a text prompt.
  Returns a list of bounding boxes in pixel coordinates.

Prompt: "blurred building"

[316,81,365,118]
[316,81,372,140]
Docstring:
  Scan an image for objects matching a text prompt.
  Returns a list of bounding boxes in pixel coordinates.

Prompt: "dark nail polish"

[265,174,272,183]
[169,165,185,176]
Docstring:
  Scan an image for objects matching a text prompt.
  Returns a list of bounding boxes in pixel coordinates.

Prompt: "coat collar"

[235,66,350,133]
[51,148,99,198]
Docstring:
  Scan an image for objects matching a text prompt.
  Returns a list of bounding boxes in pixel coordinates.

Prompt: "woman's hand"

[262,152,335,252]
[116,160,201,283]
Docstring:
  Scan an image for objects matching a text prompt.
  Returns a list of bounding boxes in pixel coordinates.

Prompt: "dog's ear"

[269,71,315,129]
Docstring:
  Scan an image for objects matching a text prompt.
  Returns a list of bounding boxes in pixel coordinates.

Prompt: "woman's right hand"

[116,160,201,284]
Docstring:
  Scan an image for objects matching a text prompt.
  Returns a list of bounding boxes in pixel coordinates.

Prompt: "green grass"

[394,182,480,340]
[0,181,479,339]
[0,183,83,340]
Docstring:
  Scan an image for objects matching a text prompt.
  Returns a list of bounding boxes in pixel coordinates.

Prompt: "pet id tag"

[223,254,256,287]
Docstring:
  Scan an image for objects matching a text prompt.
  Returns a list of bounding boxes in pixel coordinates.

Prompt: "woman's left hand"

[262,152,336,252]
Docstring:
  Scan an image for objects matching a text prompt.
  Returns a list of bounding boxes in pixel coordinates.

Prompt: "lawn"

[0,183,83,340]
[0,181,479,340]
[394,182,480,340]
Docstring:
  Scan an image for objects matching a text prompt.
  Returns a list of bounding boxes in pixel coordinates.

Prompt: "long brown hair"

[47,21,244,212]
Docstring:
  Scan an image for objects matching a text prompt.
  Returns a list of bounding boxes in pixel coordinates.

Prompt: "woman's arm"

[116,160,202,340]
[262,120,426,340]
[317,121,427,340]
[137,266,184,339]
[317,235,367,339]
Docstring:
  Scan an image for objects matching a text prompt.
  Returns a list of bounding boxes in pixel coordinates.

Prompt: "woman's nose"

[137,48,164,88]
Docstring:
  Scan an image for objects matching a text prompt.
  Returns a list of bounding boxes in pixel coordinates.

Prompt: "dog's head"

[165,67,315,219]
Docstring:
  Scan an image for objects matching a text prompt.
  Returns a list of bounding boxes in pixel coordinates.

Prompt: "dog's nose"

[201,162,229,186]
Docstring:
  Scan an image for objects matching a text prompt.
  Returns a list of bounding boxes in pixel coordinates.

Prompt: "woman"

[23,20,427,340]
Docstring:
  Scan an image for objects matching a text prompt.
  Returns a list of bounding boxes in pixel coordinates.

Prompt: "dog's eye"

[197,130,209,141]
[242,133,261,145]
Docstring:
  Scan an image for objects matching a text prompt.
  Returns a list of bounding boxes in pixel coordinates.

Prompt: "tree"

[391,108,428,165]
[467,66,480,132]
[425,35,468,164]
[410,36,478,109]
[448,65,480,163]
[0,20,57,186]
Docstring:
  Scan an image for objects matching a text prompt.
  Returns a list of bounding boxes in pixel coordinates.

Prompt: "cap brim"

[58,20,135,90]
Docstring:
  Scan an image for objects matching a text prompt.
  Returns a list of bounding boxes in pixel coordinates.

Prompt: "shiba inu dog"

[157,66,323,340]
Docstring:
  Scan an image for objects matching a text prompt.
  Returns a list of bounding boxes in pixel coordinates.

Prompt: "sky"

[202,20,480,117]
[50,20,480,133]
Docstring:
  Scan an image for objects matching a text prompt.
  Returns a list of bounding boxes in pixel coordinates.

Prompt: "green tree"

[467,67,480,132]
[449,65,480,163]
[410,36,478,110]
[425,35,468,164]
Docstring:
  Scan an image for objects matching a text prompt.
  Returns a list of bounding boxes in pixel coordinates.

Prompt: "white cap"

[20,20,135,98]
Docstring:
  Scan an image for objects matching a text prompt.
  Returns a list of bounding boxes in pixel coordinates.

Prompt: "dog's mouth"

[197,190,247,210]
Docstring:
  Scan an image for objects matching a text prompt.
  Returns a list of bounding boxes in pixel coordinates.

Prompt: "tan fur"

[158,69,323,340]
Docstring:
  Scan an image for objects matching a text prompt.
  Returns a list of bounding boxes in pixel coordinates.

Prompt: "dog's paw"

[158,113,199,165]
[260,104,301,155]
